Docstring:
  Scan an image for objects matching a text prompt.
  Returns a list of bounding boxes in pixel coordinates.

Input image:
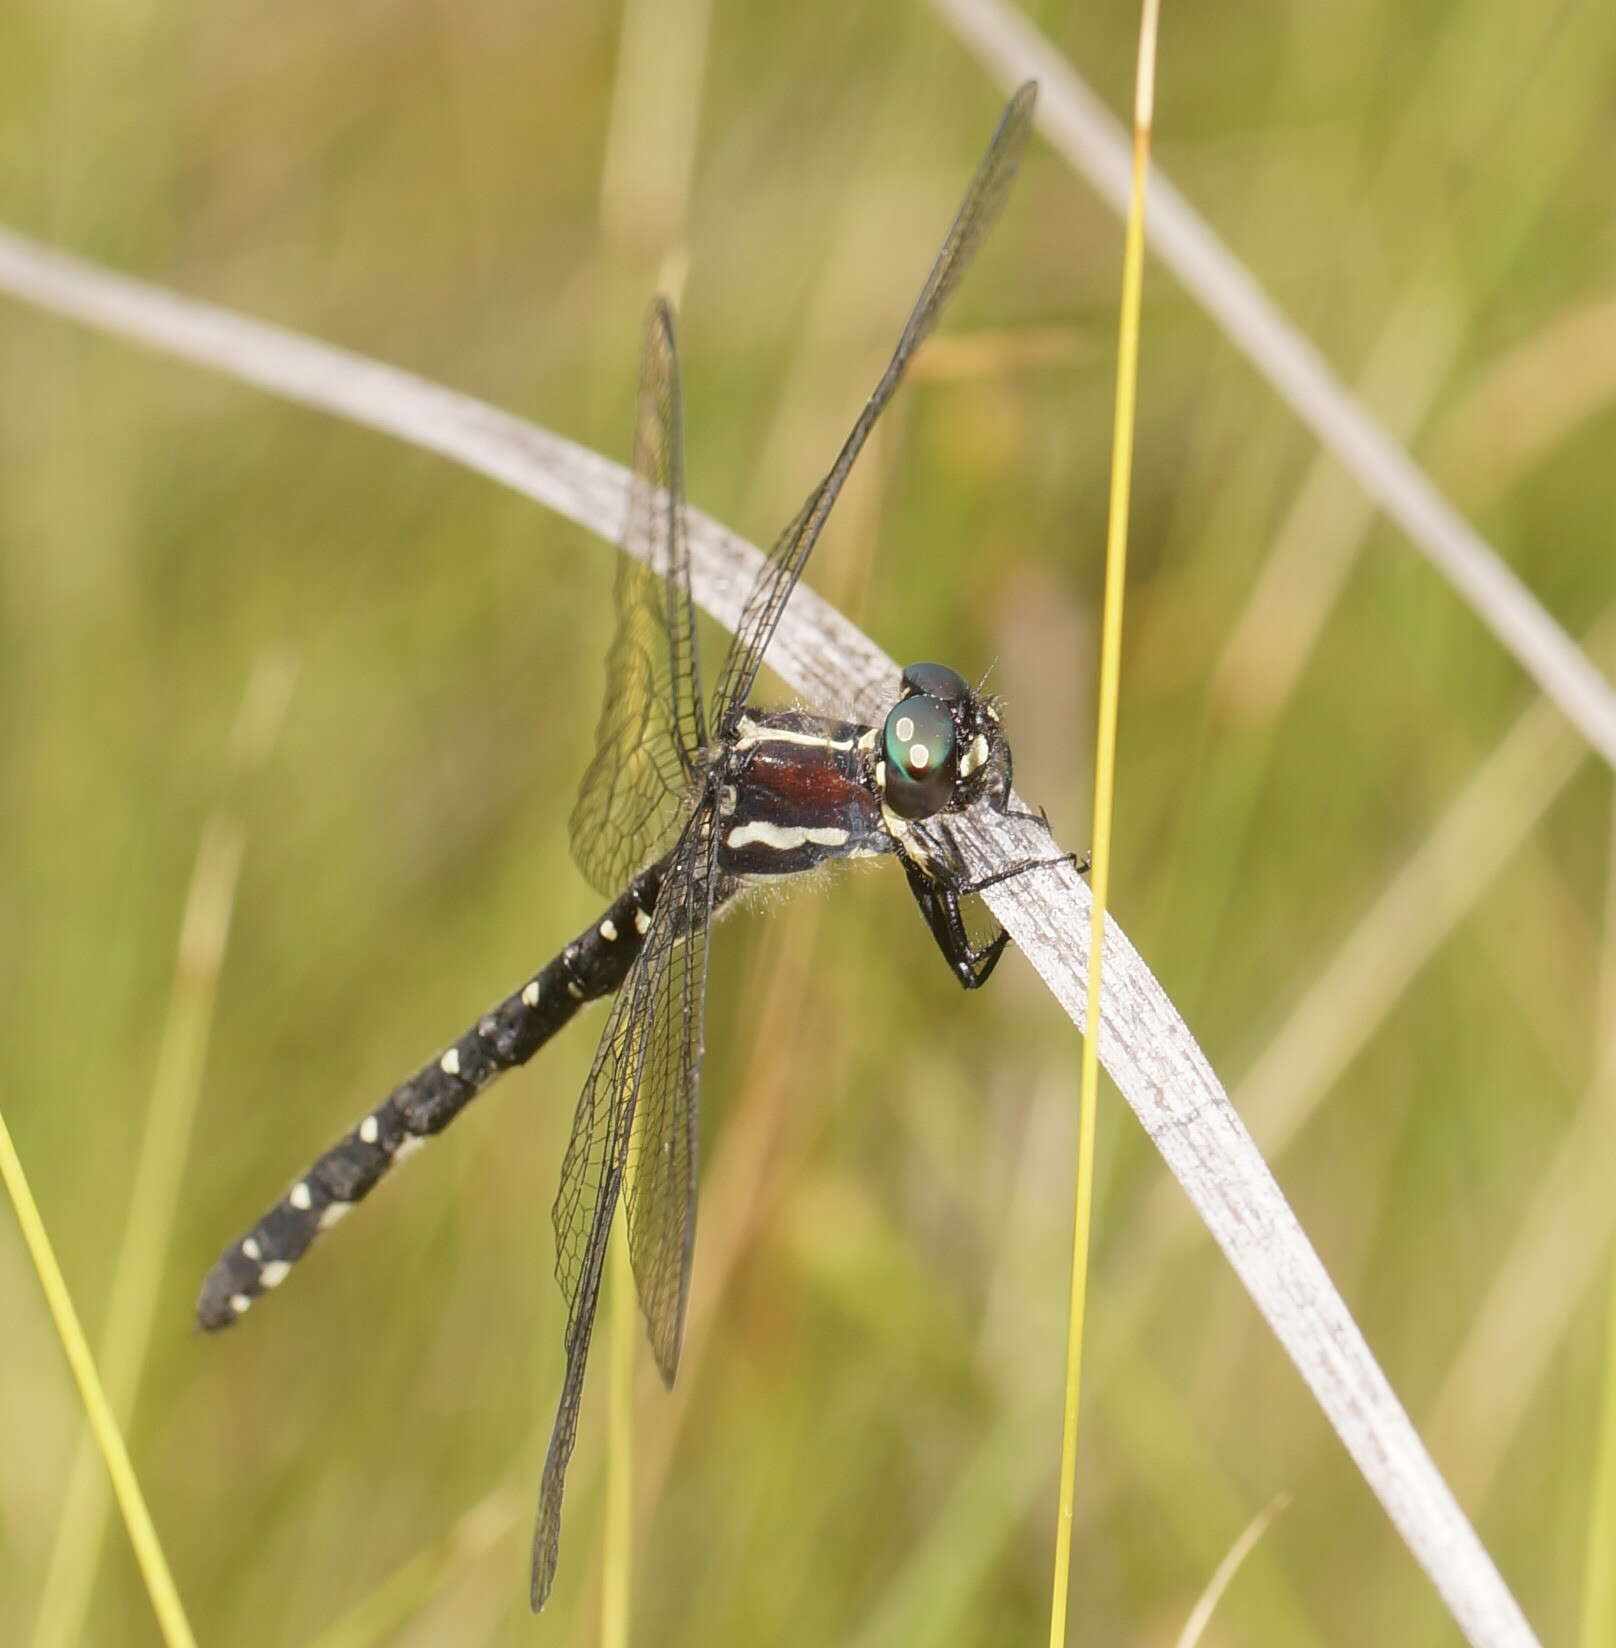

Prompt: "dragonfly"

[198,81,1053,1610]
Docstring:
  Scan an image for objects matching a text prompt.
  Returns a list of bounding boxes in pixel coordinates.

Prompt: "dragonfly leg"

[900,837,1085,992]
[901,857,1011,989]
[955,849,1086,897]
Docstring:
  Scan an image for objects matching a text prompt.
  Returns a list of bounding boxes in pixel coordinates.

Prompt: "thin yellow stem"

[1048,5,1161,1644]
[1579,805,1616,1648]
[31,653,293,1648]
[1581,1254,1616,1647]
[31,818,241,1648]
[0,1109,197,1648]
[601,1204,635,1648]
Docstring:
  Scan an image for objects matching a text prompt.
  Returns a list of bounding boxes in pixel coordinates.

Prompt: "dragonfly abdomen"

[196,861,668,1331]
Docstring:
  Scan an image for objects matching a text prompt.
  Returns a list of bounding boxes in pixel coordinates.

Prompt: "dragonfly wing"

[534,803,716,1608]
[570,300,706,898]
[709,83,1036,725]
[623,803,716,1385]
[651,303,708,780]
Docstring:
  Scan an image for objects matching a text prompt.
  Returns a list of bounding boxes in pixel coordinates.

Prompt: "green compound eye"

[900,661,969,702]
[882,695,958,820]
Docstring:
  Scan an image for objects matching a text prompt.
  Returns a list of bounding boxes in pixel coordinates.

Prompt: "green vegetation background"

[3,1,1614,1643]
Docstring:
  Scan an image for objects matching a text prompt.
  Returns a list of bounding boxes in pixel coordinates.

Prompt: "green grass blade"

[0,1108,197,1648]
[29,656,293,1648]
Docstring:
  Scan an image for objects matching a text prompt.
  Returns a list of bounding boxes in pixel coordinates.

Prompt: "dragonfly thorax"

[715,710,892,881]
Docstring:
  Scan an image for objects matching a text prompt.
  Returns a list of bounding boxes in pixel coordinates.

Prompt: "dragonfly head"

[877,662,1010,822]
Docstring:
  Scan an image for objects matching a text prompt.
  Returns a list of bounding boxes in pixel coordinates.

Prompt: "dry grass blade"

[941,821,1537,1648]
[1210,282,1465,722]
[1426,1015,1616,1505]
[1233,647,1601,1161]
[1429,295,1616,509]
[0,229,1537,1645]
[1173,1494,1292,1648]
[920,0,1616,773]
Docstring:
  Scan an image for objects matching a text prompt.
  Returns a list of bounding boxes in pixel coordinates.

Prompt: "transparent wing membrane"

[710,83,1036,726]
[535,811,717,1606]
[570,301,706,897]
[623,811,714,1383]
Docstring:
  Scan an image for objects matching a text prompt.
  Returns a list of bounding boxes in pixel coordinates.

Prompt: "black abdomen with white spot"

[196,862,667,1331]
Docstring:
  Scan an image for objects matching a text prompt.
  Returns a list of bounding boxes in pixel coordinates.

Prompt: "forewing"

[709,83,1036,726]
[570,300,705,898]
[653,305,707,777]
[534,805,715,1607]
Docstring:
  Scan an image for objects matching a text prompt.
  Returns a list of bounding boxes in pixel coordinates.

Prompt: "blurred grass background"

[3,0,1616,1643]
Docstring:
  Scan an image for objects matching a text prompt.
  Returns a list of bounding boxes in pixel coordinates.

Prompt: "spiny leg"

[955,850,1086,898]
[901,835,1082,990]
[196,863,666,1330]
[901,858,1010,989]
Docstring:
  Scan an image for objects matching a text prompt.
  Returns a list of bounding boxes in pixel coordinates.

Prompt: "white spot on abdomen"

[359,1116,380,1145]
[633,907,651,935]
[439,1047,461,1076]
[522,980,541,1007]
[289,1181,312,1211]
[599,919,618,942]
[259,1260,291,1290]
[319,1201,352,1230]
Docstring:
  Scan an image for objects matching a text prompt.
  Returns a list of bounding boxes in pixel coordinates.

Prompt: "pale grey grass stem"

[921,0,1616,773]
[1213,0,1605,722]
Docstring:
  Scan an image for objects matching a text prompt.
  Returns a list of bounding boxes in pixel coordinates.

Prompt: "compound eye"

[882,695,958,819]
[899,661,969,703]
